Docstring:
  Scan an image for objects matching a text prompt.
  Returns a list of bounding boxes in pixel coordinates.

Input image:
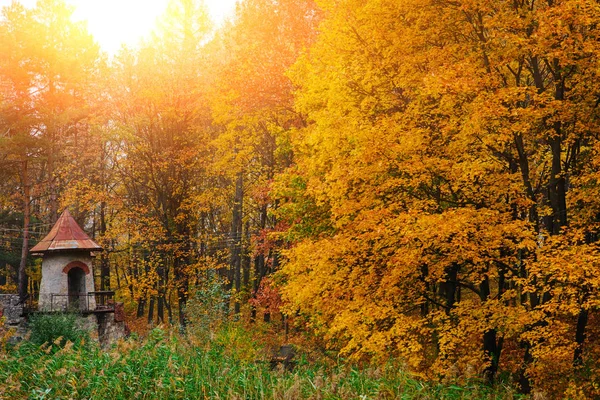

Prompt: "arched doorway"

[68,267,86,310]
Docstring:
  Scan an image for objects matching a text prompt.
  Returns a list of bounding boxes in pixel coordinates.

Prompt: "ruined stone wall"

[2,295,127,347]
[96,316,127,347]
[73,304,128,347]
[0,294,26,339]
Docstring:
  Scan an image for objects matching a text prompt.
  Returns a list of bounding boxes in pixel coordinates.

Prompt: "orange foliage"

[278,0,600,396]
[3,0,600,397]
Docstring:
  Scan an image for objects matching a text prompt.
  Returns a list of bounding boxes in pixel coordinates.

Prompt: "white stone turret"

[30,210,102,312]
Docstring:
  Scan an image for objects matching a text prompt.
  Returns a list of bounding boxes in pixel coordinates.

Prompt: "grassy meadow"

[0,315,520,400]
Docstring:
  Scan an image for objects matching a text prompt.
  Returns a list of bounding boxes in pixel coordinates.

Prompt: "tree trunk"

[574,308,589,366]
[47,145,58,224]
[18,160,30,302]
[136,298,146,318]
[157,294,165,324]
[115,260,121,289]
[99,201,110,290]
[175,255,189,328]
[441,263,459,314]
[165,295,173,324]
[229,172,243,314]
[547,133,567,234]
[147,297,155,325]
[242,221,251,291]
[480,276,502,384]
[518,343,533,394]
[157,261,166,323]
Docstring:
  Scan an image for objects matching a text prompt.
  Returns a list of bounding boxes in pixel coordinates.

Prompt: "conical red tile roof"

[30,209,102,254]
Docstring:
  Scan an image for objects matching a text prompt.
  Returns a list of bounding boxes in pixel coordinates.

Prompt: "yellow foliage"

[278,0,600,395]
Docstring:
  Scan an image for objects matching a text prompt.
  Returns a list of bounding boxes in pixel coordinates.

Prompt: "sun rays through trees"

[1,0,600,396]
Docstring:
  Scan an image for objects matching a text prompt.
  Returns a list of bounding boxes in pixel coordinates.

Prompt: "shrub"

[28,313,89,348]
[186,273,229,341]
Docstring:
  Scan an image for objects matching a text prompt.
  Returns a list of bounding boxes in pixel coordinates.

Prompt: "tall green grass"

[27,312,89,349]
[0,326,519,399]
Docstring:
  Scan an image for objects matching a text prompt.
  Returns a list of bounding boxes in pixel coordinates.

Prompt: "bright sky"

[0,0,238,54]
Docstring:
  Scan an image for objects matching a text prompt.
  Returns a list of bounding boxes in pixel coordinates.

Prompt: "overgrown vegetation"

[0,325,519,400]
[28,313,89,349]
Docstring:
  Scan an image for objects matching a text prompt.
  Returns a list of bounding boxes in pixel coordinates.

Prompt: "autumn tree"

[0,0,101,301]
[110,0,213,327]
[206,0,319,316]
[278,0,600,394]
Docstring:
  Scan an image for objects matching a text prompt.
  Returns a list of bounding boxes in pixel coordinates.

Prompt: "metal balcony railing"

[25,291,115,314]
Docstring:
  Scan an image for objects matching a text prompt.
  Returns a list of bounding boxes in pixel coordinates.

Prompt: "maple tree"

[278,0,600,394]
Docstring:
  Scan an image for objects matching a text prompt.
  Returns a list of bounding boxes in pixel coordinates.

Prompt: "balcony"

[25,291,116,314]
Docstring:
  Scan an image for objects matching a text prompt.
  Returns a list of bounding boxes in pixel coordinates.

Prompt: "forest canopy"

[1,0,600,396]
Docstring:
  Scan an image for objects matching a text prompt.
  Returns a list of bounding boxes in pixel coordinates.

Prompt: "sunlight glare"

[0,0,238,54]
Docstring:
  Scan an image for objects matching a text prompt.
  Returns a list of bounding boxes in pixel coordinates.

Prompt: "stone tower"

[30,209,102,312]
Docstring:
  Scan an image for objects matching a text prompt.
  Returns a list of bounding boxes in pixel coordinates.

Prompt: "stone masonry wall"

[2,295,127,347]
[96,313,127,347]
[0,294,26,339]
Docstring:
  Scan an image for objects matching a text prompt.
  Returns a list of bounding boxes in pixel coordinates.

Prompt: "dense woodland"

[1,0,600,396]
